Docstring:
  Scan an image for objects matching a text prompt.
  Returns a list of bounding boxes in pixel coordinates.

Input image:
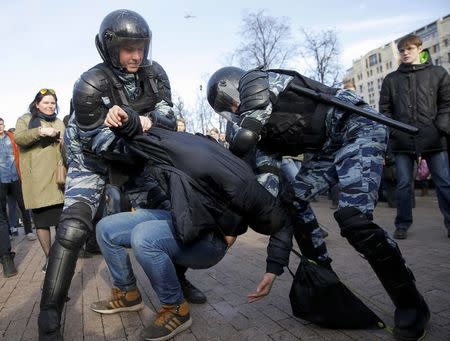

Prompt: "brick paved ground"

[1,194,449,340]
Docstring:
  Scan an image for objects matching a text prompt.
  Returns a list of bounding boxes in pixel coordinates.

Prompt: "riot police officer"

[38,10,204,340]
[207,67,430,341]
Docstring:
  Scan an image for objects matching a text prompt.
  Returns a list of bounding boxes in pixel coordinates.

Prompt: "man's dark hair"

[0,117,4,123]
[397,34,422,50]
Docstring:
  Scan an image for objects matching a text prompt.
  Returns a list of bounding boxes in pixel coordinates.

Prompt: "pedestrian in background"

[379,34,450,239]
[0,118,36,241]
[14,89,65,269]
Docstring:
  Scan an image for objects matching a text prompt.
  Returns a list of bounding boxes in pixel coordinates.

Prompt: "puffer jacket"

[14,113,65,209]
[379,50,450,154]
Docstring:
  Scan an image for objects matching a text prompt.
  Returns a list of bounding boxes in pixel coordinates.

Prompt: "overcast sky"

[0,0,448,127]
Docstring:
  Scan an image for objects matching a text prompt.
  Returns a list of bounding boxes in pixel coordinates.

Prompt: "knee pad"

[56,219,90,250]
[334,207,385,256]
[57,202,92,250]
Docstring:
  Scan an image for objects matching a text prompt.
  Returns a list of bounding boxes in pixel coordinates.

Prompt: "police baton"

[289,84,419,135]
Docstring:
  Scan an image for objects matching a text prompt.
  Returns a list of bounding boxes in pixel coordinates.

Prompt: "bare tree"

[299,28,342,87]
[172,96,187,119]
[182,84,216,134]
[234,10,297,69]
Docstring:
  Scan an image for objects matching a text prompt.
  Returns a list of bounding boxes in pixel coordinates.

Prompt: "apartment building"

[346,14,450,110]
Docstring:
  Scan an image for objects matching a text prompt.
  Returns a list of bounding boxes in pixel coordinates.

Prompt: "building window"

[369,53,378,66]
[370,69,373,76]
[359,85,363,93]
[435,58,440,66]
[433,44,440,53]
[378,53,382,63]
[448,53,450,63]
[380,65,383,72]
[444,39,448,47]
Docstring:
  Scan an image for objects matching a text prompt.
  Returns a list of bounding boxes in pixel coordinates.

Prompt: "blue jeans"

[96,209,228,305]
[395,152,450,230]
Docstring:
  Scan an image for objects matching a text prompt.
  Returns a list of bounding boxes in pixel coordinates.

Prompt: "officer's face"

[119,42,145,73]
[36,95,56,116]
[399,44,423,65]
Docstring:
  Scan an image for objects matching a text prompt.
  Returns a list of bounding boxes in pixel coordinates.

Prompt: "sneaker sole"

[91,302,144,314]
[142,317,192,341]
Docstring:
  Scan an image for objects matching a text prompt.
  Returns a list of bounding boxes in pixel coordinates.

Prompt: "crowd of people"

[0,8,449,341]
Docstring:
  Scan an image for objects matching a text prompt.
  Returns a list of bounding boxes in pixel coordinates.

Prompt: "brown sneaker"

[141,300,192,341]
[91,287,144,314]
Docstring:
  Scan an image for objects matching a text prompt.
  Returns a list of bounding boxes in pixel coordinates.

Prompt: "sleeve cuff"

[266,261,284,276]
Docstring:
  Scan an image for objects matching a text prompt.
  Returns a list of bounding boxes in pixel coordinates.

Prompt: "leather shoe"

[180,279,207,304]
[394,228,407,240]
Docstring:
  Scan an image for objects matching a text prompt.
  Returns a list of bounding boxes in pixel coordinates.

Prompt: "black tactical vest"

[94,62,162,115]
[259,70,338,156]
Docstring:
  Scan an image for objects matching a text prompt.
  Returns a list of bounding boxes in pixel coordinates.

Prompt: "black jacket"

[115,110,291,244]
[379,51,450,154]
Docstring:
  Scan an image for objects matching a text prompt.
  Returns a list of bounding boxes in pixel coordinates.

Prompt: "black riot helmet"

[95,9,152,69]
[207,67,245,113]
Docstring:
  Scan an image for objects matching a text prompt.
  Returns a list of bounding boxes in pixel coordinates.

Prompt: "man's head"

[176,118,186,132]
[96,9,152,72]
[207,67,245,114]
[397,34,423,65]
[342,77,355,91]
[219,132,226,142]
[0,118,4,135]
[209,127,219,141]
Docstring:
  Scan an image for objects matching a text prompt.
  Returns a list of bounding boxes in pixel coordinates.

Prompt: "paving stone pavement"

[1,194,449,340]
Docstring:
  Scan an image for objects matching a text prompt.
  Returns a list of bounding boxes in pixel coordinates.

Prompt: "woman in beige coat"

[14,89,65,271]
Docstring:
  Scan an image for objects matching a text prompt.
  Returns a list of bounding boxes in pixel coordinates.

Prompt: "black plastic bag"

[289,253,385,329]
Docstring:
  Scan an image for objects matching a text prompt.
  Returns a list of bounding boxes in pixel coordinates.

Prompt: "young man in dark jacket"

[92,105,293,340]
[379,34,450,240]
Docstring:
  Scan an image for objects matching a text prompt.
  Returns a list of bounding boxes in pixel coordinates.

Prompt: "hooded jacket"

[379,50,450,154]
[114,109,291,244]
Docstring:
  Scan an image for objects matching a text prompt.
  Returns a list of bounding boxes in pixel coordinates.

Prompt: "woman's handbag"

[55,160,67,187]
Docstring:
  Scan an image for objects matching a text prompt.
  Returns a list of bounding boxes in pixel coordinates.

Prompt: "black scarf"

[28,111,59,148]
[28,111,58,129]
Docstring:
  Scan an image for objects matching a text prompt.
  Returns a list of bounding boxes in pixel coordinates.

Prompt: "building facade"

[346,14,450,110]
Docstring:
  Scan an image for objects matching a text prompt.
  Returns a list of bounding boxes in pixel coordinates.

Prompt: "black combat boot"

[38,309,63,341]
[334,207,429,341]
[367,244,429,341]
[1,252,18,278]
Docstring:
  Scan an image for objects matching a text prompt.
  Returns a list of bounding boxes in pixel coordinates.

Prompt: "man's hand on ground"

[247,273,276,303]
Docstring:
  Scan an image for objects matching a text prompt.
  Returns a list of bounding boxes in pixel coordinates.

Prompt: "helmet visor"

[212,81,240,113]
[110,37,152,68]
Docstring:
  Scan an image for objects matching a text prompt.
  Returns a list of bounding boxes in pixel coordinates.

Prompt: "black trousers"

[1,180,32,234]
[0,185,12,256]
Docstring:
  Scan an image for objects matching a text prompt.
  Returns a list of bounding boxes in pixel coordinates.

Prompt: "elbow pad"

[230,127,260,157]
[149,111,177,131]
